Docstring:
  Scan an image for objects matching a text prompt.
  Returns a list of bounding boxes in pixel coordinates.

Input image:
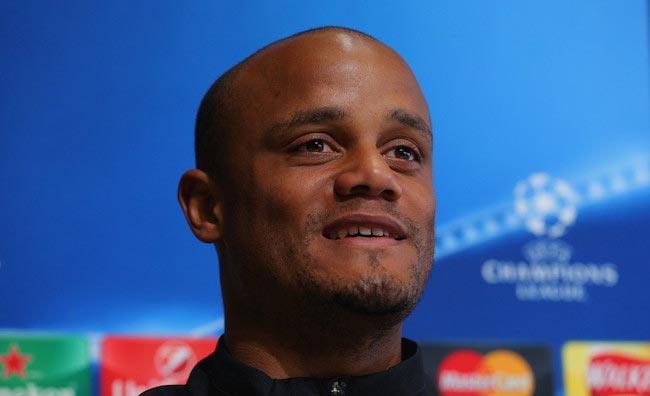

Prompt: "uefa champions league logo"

[480,172,618,303]
[514,173,578,238]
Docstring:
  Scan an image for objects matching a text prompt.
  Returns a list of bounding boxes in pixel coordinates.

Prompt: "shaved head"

[190,22,433,324]
[194,26,408,181]
[177,25,435,379]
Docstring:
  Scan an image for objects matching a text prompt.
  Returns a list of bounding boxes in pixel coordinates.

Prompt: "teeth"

[327,226,392,239]
[372,228,384,237]
[359,227,372,236]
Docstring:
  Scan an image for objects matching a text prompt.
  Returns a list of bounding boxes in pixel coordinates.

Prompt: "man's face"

[218,32,435,317]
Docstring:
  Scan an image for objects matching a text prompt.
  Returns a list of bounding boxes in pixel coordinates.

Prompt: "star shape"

[0,344,32,378]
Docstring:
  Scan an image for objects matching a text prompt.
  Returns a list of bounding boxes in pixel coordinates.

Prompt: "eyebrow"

[266,106,432,143]
[389,109,432,143]
[268,107,348,136]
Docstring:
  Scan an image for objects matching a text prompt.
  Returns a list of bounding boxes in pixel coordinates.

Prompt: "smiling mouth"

[321,215,407,241]
[324,226,404,240]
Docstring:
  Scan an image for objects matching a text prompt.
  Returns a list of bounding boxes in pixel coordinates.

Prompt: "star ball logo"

[436,349,535,396]
[0,345,32,379]
[514,173,578,239]
[480,173,619,303]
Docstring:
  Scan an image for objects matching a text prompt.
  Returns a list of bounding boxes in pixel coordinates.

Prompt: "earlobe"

[178,169,224,243]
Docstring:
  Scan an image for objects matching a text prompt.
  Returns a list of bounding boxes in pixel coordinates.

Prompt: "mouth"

[322,214,407,241]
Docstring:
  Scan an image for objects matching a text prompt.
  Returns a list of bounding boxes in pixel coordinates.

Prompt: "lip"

[322,213,407,241]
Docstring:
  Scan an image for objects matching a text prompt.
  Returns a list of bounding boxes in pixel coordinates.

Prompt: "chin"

[295,263,425,322]
[332,274,422,317]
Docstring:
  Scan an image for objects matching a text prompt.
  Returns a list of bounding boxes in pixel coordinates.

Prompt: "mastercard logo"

[436,349,535,396]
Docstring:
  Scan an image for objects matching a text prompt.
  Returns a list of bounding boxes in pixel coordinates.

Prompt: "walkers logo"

[436,350,534,396]
[481,173,619,303]
[0,334,91,396]
[563,341,650,396]
[100,336,218,396]
[421,344,553,396]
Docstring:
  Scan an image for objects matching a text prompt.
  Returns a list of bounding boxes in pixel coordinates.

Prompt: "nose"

[333,147,403,201]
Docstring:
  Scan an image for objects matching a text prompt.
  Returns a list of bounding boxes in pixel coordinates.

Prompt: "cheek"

[403,180,436,251]
[257,168,332,223]
[405,177,436,214]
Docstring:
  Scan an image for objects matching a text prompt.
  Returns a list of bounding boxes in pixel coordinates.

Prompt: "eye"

[385,145,420,161]
[293,138,334,153]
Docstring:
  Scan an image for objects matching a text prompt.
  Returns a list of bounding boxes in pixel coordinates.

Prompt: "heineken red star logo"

[0,344,32,378]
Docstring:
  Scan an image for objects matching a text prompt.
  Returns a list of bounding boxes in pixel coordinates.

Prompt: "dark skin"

[179,30,436,379]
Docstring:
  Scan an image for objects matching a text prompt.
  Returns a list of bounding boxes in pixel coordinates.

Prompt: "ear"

[178,169,224,243]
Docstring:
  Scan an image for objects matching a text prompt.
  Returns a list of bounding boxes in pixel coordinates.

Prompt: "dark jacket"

[142,338,435,396]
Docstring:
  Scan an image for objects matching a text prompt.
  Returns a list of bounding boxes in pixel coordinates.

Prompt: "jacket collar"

[193,337,428,396]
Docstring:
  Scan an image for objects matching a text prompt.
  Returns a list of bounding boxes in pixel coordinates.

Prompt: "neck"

[222,304,405,379]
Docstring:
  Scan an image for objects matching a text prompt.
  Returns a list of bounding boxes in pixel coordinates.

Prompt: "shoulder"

[140,385,187,396]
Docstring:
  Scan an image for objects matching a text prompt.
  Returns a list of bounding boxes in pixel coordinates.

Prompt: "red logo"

[153,341,196,378]
[0,344,32,378]
[436,349,535,396]
[100,336,217,396]
[587,352,650,395]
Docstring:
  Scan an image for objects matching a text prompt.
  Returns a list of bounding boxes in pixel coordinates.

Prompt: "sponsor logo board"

[0,333,91,396]
[563,341,650,396]
[100,336,217,396]
[421,343,553,396]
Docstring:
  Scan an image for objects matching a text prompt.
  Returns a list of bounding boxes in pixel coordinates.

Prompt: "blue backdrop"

[1,1,649,395]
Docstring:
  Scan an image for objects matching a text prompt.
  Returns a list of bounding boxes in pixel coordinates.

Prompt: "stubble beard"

[288,206,435,325]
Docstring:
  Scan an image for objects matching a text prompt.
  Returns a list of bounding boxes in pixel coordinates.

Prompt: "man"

[145,26,436,395]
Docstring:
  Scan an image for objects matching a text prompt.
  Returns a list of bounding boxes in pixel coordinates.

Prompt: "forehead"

[246,32,407,83]
[229,31,430,126]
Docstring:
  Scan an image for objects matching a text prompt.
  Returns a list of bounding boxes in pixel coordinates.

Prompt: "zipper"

[330,380,345,396]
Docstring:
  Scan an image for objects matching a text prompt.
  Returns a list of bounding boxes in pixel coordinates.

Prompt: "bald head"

[181,27,435,356]
[194,26,425,181]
